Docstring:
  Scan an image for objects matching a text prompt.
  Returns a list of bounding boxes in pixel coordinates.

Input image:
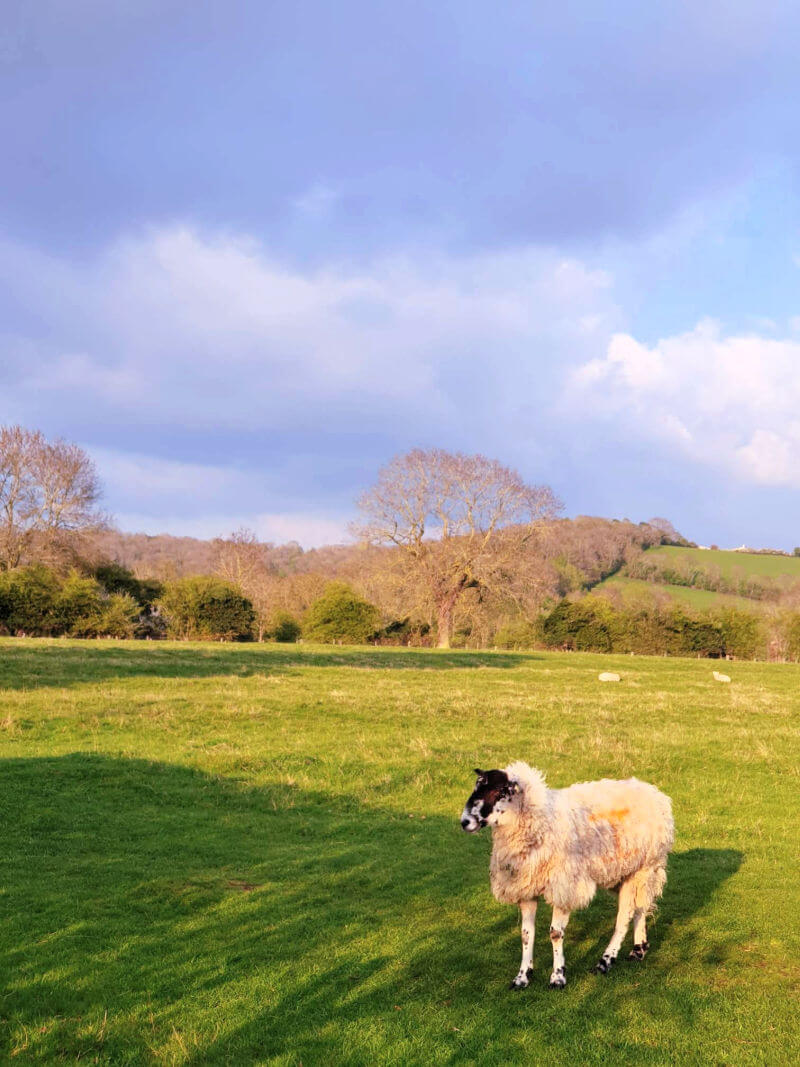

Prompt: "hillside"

[595,545,800,611]
[641,545,800,581]
[595,575,758,612]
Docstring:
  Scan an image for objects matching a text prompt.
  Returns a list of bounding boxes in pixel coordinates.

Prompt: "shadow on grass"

[0,641,542,691]
[0,754,742,1063]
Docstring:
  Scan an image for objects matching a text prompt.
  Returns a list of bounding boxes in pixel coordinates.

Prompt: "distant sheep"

[461,763,674,989]
[712,671,731,683]
[598,672,620,682]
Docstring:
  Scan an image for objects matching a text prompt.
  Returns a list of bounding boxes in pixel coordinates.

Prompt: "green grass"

[644,545,800,580]
[1,639,798,1064]
[595,575,758,611]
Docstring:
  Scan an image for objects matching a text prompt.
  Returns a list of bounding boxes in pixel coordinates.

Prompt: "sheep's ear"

[473,768,485,778]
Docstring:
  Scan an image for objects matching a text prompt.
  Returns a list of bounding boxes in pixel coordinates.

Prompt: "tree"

[0,425,104,570]
[354,448,561,648]
[212,528,267,589]
[213,528,278,640]
[303,582,379,644]
[158,576,255,641]
[0,564,60,635]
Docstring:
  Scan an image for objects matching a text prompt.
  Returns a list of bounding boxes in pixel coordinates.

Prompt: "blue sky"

[3,1,800,548]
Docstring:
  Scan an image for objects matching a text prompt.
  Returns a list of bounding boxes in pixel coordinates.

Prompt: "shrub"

[0,565,60,635]
[542,597,621,653]
[373,617,432,646]
[784,613,800,661]
[72,592,142,639]
[95,562,163,608]
[493,619,542,650]
[53,572,105,636]
[303,583,379,644]
[715,608,764,660]
[158,577,255,641]
[270,611,301,643]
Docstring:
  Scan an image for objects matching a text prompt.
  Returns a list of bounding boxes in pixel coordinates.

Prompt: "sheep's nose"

[461,817,472,829]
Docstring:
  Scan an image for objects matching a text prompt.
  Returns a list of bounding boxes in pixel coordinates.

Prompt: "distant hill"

[91,529,353,580]
[92,517,666,600]
[594,545,800,611]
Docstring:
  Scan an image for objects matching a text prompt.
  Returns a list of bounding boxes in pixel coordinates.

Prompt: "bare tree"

[213,528,271,639]
[212,528,266,589]
[0,425,104,571]
[354,448,562,648]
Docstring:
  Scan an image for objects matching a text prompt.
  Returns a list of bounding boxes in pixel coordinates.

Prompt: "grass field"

[642,546,800,581]
[1,639,799,1064]
[594,575,757,611]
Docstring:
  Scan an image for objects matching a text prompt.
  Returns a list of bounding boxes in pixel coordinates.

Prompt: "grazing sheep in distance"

[461,762,674,989]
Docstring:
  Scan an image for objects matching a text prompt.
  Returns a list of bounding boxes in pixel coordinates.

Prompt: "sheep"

[460,762,674,989]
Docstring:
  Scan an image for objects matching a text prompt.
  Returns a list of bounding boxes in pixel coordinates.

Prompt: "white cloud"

[0,225,626,540]
[90,449,249,498]
[570,320,800,488]
[1,224,620,440]
[114,510,348,549]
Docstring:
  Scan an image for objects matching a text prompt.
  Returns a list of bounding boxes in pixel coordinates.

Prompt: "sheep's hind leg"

[510,900,538,990]
[628,907,649,961]
[549,907,570,988]
[596,879,635,975]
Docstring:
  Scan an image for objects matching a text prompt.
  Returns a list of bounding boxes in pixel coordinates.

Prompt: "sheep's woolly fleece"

[488,762,674,913]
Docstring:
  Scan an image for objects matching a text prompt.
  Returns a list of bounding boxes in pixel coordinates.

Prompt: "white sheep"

[461,762,674,989]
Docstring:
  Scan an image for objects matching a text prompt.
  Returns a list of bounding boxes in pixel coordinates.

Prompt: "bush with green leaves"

[95,562,163,608]
[0,565,60,635]
[714,608,764,660]
[302,583,379,644]
[72,592,142,639]
[492,618,542,650]
[53,572,105,636]
[158,577,255,641]
[270,611,301,643]
[542,597,621,652]
[784,613,800,661]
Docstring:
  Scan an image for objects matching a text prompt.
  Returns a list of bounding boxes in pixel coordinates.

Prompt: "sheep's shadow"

[557,845,743,972]
[0,753,742,1064]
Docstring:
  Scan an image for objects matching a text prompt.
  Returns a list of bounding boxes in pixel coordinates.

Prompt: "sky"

[2,0,800,549]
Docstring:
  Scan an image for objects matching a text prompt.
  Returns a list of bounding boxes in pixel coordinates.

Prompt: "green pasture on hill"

[595,575,758,612]
[644,545,800,580]
[1,639,798,1064]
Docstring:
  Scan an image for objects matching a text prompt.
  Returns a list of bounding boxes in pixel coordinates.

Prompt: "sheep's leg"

[510,900,538,990]
[628,907,649,960]
[596,879,635,974]
[548,907,570,988]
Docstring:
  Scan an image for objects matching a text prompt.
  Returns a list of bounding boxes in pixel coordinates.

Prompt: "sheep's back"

[560,777,674,882]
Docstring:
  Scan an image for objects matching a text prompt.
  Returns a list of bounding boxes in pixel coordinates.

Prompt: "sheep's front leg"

[510,900,538,990]
[549,907,570,988]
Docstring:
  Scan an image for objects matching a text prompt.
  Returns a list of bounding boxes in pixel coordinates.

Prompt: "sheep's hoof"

[627,942,650,961]
[549,968,566,989]
[509,968,533,990]
[594,955,614,975]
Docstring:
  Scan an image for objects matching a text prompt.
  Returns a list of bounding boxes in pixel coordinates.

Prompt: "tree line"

[4,424,800,659]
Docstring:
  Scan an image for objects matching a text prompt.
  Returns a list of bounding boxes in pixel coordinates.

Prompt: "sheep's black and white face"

[460,768,516,833]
